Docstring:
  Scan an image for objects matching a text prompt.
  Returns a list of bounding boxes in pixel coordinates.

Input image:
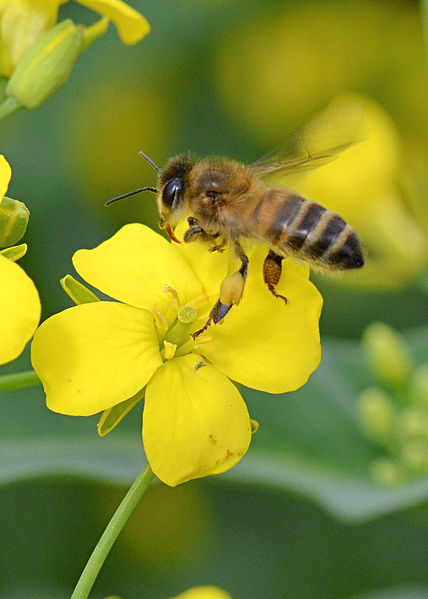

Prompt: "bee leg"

[183,225,208,243]
[192,246,249,339]
[263,250,288,303]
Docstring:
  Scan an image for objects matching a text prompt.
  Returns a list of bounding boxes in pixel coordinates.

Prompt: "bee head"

[157,154,194,241]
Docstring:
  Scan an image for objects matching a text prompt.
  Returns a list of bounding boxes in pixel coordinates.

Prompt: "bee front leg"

[263,250,288,303]
[192,243,249,339]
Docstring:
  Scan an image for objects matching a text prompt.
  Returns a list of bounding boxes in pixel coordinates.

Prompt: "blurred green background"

[1,0,428,597]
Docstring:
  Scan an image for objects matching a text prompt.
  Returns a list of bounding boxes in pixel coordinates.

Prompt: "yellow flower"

[0,0,150,77]
[279,94,428,289]
[31,224,322,486]
[0,155,41,365]
[171,587,232,599]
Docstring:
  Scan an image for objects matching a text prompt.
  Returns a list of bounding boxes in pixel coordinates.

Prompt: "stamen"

[193,335,214,348]
[163,340,177,360]
[163,285,180,307]
[153,305,168,331]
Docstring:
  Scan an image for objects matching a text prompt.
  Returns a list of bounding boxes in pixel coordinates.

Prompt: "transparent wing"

[251,102,363,178]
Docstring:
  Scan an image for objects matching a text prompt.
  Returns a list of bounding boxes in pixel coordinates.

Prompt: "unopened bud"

[401,439,428,473]
[358,387,395,443]
[369,458,406,487]
[0,196,29,247]
[409,364,428,408]
[362,322,412,390]
[399,407,428,440]
[6,19,83,110]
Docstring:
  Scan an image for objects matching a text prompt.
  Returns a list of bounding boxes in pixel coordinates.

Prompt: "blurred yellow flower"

[0,0,150,77]
[280,94,428,289]
[0,155,41,365]
[31,224,322,486]
[171,587,232,599]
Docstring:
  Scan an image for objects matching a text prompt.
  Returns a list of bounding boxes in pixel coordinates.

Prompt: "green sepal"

[81,16,109,52]
[60,274,100,305]
[6,19,83,110]
[0,243,27,261]
[97,389,145,437]
[0,196,29,248]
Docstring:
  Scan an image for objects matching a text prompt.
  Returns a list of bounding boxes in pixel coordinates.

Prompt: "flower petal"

[0,254,41,365]
[76,0,150,44]
[73,224,204,315]
[0,0,57,76]
[199,247,322,393]
[0,154,12,200]
[31,301,162,415]
[174,220,230,299]
[171,587,232,599]
[143,354,251,486]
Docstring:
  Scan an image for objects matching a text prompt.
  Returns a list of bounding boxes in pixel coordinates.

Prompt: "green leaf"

[352,587,428,599]
[1,328,428,522]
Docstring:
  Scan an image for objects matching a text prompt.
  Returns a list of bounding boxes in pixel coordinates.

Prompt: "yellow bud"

[409,364,428,408]
[6,19,83,110]
[219,272,245,306]
[401,439,428,473]
[369,458,406,487]
[0,196,29,247]
[399,407,428,440]
[358,387,395,443]
[362,322,412,390]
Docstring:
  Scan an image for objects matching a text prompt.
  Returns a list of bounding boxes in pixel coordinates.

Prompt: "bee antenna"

[105,187,157,206]
[139,150,161,174]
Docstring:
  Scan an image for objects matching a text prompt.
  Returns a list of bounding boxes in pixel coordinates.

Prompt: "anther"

[153,305,168,330]
[163,285,180,307]
[163,340,177,360]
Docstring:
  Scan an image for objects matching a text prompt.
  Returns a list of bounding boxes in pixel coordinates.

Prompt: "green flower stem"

[70,462,155,599]
[0,369,41,392]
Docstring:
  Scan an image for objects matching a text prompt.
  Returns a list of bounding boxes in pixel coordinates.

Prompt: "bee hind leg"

[263,250,288,303]
[192,243,249,339]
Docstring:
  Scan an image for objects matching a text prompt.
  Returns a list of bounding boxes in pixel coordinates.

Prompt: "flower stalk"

[0,369,41,392]
[70,462,154,599]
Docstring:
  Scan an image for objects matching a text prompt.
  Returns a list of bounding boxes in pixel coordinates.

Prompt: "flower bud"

[369,458,406,487]
[399,407,428,441]
[362,322,412,390]
[358,387,395,443]
[401,439,428,473]
[409,364,428,408]
[5,19,83,110]
[0,196,29,248]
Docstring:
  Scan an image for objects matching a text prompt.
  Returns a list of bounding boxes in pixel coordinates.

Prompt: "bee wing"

[251,102,363,178]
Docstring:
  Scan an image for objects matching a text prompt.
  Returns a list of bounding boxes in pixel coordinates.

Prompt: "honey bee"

[107,127,364,338]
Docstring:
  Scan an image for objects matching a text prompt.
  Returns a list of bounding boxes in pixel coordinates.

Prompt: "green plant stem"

[70,462,155,599]
[0,369,41,392]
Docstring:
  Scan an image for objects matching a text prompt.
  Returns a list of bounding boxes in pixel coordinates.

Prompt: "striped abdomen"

[263,192,364,270]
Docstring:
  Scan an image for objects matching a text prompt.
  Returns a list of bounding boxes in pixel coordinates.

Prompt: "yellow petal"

[171,587,232,599]
[174,220,230,299]
[0,0,58,76]
[0,154,11,200]
[143,354,251,486]
[73,224,203,316]
[31,301,162,415]
[76,0,150,44]
[0,254,41,365]
[199,247,322,393]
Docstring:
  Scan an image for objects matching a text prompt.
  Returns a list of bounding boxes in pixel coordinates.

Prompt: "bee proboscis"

[107,122,364,338]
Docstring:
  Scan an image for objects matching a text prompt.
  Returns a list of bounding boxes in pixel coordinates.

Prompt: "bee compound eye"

[162,178,182,209]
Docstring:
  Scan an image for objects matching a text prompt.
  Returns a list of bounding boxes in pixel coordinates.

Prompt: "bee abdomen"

[274,199,364,270]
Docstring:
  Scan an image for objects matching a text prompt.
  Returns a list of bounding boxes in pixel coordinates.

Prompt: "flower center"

[153,286,211,361]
